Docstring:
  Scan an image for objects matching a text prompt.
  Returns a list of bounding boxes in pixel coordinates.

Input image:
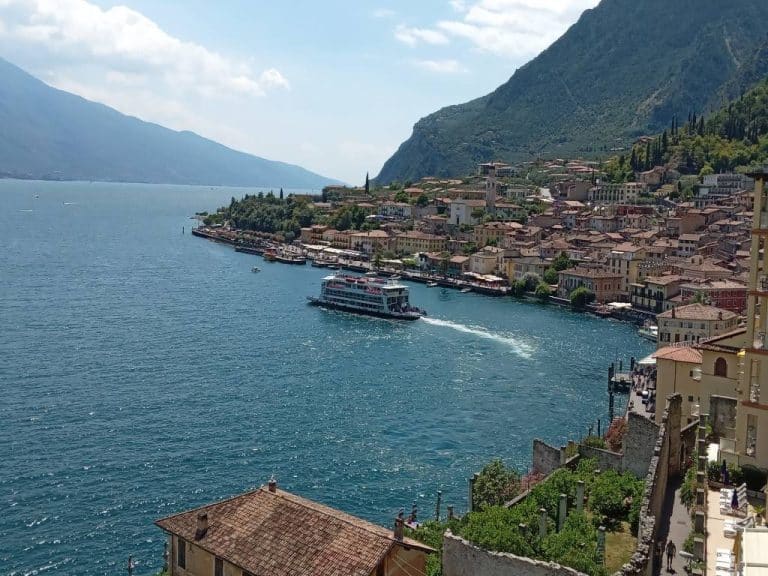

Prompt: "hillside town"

[199,158,755,341]
[180,163,768,576]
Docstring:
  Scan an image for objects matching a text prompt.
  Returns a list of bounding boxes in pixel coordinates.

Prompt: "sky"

[0,0,601,184]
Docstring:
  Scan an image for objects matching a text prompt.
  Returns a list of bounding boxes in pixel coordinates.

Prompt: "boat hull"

[307,297,423,320]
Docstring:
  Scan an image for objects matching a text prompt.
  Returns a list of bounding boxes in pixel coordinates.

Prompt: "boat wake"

[421,317,534,359]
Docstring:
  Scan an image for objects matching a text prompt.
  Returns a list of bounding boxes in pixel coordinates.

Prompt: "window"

[714,357,728,378]
[215,557,224,576]
[177,538,186,569]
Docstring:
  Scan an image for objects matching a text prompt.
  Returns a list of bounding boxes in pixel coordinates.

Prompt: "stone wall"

[577,445,623,473]
[624,412,662,479]
[443,531,588,576]
[709,395,737,439]
[533,439,563,476]
[616,394,681,576]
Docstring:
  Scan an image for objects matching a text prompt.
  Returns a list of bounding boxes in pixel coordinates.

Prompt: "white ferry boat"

[307,274,426,320]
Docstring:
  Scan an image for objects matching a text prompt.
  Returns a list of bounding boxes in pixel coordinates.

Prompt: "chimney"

[393,509,404,541]
[195,512,209,540]
[268,476,277,493]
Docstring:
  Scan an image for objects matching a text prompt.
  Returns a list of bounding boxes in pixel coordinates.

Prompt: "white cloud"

[373,8,396,18]
[394,24,449,46]
[0,0,289,98]
[438,0,600,59]
[413,59,466,74]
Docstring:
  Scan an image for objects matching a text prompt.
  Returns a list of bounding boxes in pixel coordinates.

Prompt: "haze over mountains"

[0,58,339,189]
[376,0,768,184]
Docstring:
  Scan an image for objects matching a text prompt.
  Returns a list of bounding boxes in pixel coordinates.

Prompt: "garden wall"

[533,439,564,476]
[443,531,589,576]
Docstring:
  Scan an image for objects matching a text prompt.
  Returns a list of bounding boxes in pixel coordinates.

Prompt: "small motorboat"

[460,287,472,293]
[427,281,439,287]
[251,267,261,273]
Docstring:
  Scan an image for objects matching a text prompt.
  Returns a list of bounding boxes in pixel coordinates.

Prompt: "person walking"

[666,540,676,571]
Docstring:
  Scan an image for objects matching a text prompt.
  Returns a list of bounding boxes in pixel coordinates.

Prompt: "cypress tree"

[365,172,370,195]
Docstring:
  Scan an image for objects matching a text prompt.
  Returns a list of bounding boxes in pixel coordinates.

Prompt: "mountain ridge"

[0,58,340,188]
[376,0,768,183]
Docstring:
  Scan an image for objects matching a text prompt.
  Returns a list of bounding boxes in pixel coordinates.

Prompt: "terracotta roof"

[657,303,738,321]
[156,487,433,576]
[653,346,703,363]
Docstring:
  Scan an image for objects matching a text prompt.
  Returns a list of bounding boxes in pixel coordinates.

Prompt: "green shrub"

[583,436,607,449]
[473,459,521,510]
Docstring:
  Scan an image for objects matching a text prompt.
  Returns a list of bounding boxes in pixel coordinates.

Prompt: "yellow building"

[606,243,647,296]
[653,346,703,425]
[156,480,434,576]
[395,231,447,255]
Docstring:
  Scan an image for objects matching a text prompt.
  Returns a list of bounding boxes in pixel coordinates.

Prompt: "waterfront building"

[504,255,550,282]
[350,230,392,255]
[321,228,352,249]
[300,224,329,245]
[656,303,739,348]
[469,246,504,275]
[630,275,685,313]
[557,267,623,302]
[606,243,647,296]
[394,231,447,255]
[155,479,433,576]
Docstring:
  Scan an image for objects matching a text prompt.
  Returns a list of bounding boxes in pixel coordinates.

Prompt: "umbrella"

[731,487,739,510]
[722,461,730,485]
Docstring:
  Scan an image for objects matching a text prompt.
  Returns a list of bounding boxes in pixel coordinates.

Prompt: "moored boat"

[307,274,426,320]
[638,323,658,342]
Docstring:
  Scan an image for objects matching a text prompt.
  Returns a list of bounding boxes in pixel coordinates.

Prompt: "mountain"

[0,58,339,188]
[376,0,768,183]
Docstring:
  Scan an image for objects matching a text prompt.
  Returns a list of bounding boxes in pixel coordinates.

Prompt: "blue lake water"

[0,180,654,575]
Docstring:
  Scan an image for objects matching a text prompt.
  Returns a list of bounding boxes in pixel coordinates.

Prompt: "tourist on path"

[666,540,676,571]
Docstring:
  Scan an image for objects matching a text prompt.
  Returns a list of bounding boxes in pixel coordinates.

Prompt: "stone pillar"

[695,487,705,507]
[693,536,705,562]
[447,505,454,520]
[557,493,567,532]
[597,526,606,565]
[560,446,567,466]
[694,510,706,534]
[468,473,479,512]
[576,481,585,513]
[539,508,548,538]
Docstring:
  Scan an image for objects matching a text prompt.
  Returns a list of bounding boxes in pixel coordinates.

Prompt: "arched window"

[714,357,728,378]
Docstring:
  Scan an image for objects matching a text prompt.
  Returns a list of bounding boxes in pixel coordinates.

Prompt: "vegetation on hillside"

[377,1,768,183]
[604,78,768,184]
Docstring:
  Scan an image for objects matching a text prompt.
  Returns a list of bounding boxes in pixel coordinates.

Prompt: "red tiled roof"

[657,303,738,321]
[653,346,702,363]
[155,487,433,576]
